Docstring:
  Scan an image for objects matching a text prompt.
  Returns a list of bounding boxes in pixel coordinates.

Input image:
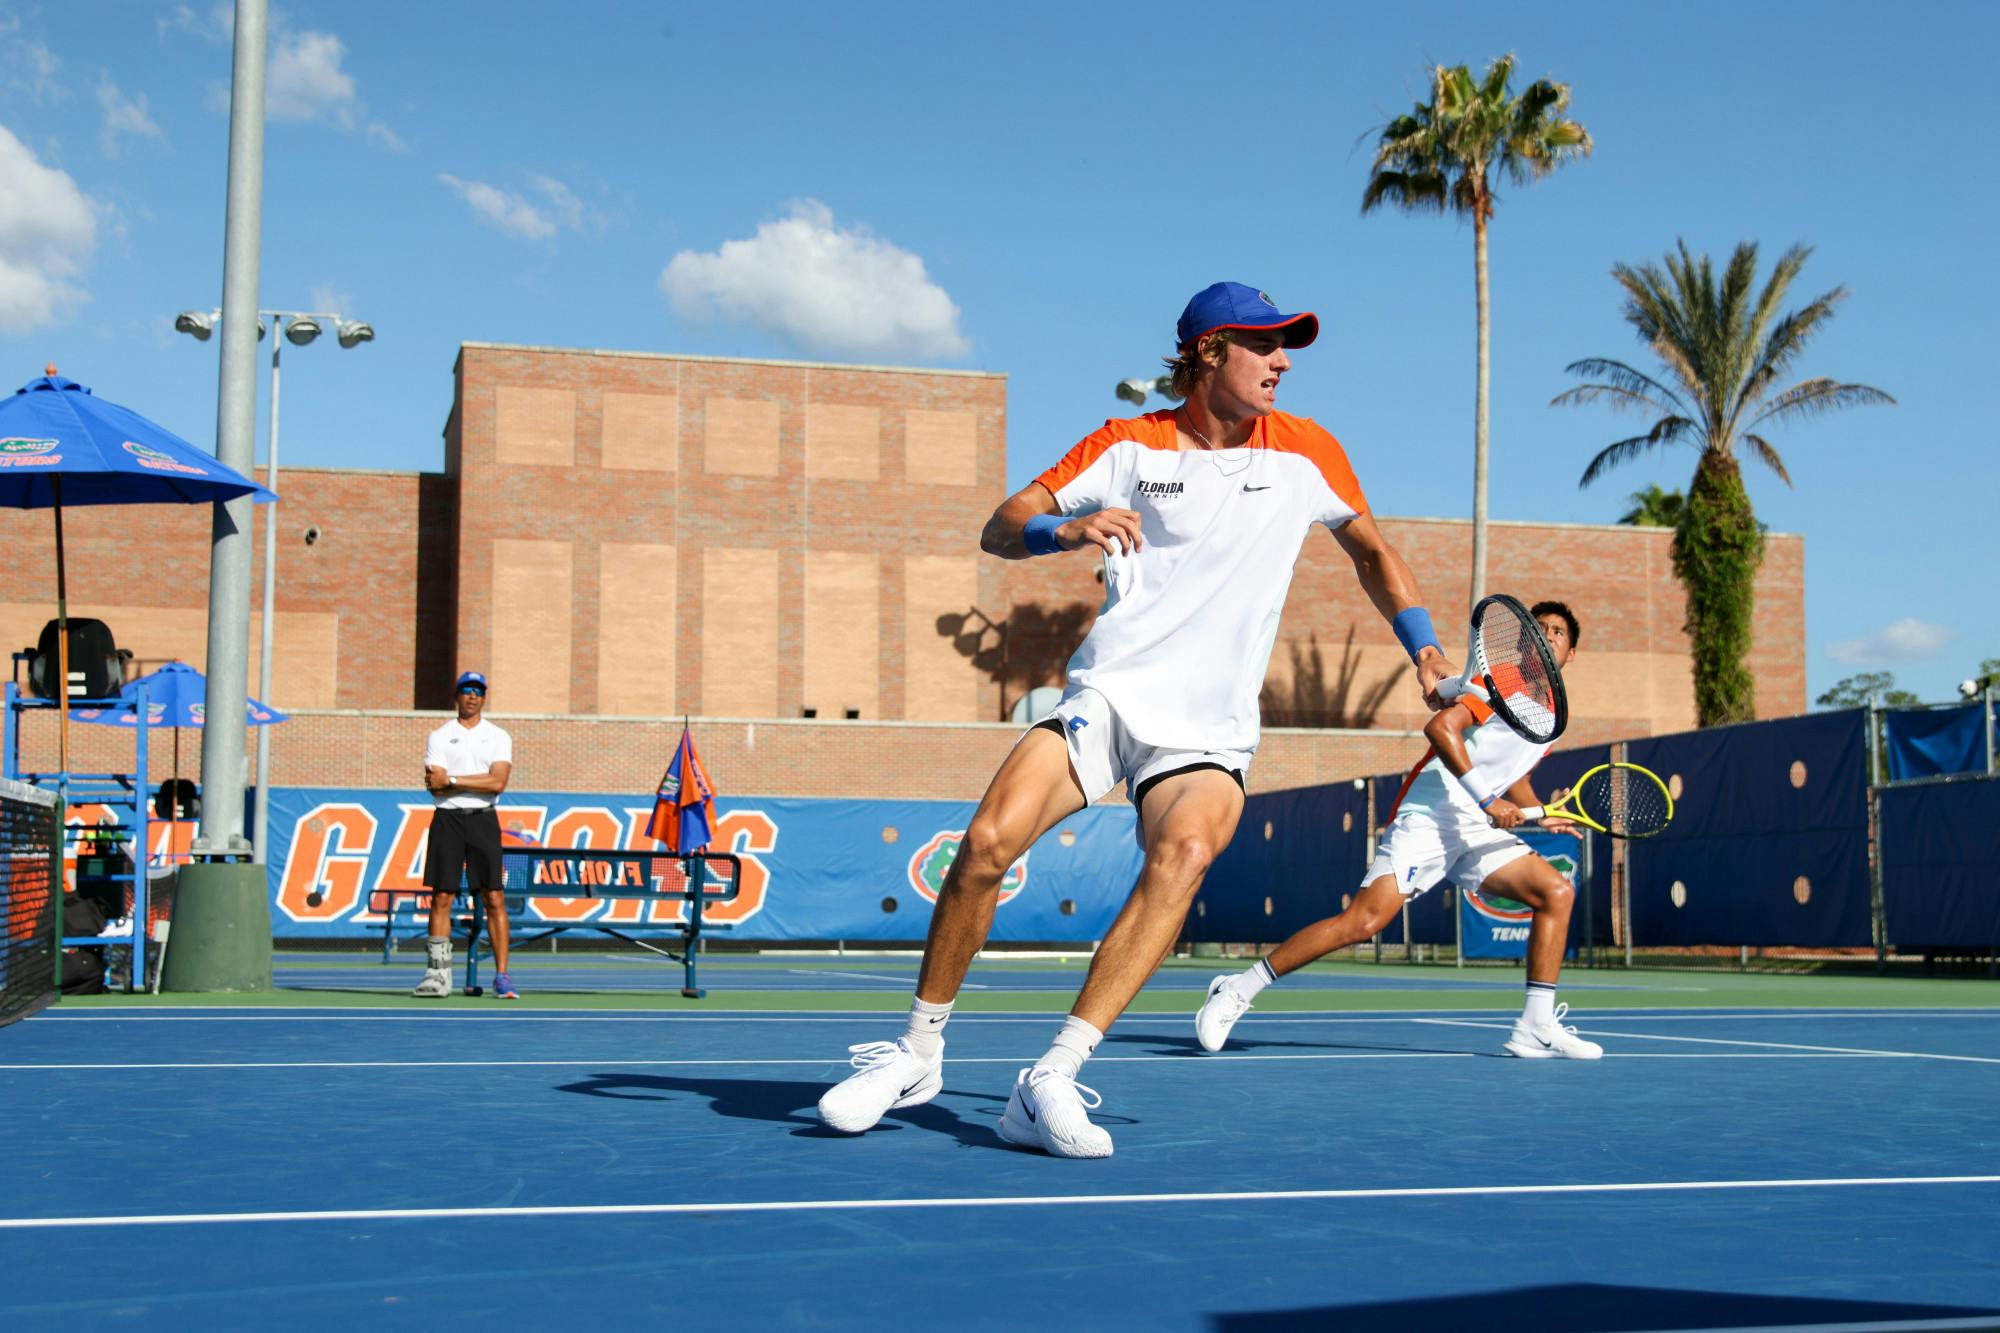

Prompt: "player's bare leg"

[1193,875,1401,1049]
[998,768,1244,1157]
[1070,769,1244,1030]
[822,726,1083,1132]
[915,725,1086,1003]
[1482,854,1600,1059]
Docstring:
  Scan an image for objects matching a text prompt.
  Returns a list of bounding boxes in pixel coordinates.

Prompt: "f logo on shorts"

[1068,716,1089,733]
[1406,865,1418,883]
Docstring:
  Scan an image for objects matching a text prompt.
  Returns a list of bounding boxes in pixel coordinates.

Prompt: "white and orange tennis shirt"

[1385,678,1552,824]
[1034,409,1368,753]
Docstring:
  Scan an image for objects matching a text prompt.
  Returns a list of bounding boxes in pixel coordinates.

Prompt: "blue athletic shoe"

[493,972,520,1000]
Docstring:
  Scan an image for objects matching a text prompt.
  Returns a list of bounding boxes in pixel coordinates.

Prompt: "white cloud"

[438,173,591,241]
[0,122,99,332]
[1827,618,1952,665]
[157,3,232,43]
[97,78,164,156]
[365,120,405,152]
[659,200,970,360]
[309,280,352,314]
[267,30,355,122]
[2,28,66,105]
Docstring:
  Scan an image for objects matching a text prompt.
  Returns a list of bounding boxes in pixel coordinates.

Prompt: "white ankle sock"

[1233,958,1277,998]
[1034,1015,1104,1079]
[426,936,451,971]
[1522,981,1557,1027]
[903,997,953,1060]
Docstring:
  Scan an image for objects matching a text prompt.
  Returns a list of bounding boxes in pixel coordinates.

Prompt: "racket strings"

[1476,607,1561,740]
[1580,765,1671,836]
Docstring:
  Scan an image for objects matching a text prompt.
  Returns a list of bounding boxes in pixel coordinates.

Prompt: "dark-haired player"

[1195,601,1601,1059]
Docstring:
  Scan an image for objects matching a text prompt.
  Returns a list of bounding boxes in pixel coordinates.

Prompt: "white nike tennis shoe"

[817,1038,942,1132]
[1503,1002,1604,1060]
[997,1066,1113,1158]
[1194,975,1253,1052]
[412,968,452,998]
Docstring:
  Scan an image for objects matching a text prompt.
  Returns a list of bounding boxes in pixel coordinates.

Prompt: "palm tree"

[1556,240,1893,725]
[1617,483,1685,528]
[1363,55,1592,609]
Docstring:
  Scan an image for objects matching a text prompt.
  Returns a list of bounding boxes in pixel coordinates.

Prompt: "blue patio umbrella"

[71,661,286,808]
[0,369,276,779]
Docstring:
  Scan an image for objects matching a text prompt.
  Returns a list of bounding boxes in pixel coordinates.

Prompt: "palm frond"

[1360,168,1450,216]
[1734,285,1847,414]
[1740,433,1793,486]
[1744,378,1897,430]
[1577,417,1696,488]
[1559,358,1692,416]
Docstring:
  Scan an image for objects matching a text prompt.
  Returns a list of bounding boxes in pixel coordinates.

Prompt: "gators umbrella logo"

[907,829,1027,905]
[0,437,61,467]
[123,440,207,475]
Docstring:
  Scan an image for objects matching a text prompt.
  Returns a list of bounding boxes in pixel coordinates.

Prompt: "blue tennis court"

[4,976,1998,1329]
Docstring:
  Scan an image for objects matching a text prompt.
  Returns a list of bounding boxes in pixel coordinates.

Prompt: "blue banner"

[1457,828,1585,959]
[242,789,1143,942]
[1885,704,1992,783]
[1880,776,2000,949]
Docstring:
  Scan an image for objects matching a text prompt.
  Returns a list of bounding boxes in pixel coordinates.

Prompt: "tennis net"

[0,777,60,1026]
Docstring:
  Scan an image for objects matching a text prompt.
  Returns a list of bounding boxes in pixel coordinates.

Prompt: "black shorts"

[424,807,504,893]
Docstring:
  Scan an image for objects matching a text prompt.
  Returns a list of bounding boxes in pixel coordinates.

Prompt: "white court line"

[4,1173,1995,1231]
[786,969,988,990]
[0,1051,1944,1073]
[1416,1018,2000,1065]
[31,1006,2000,1024]
[0,1053,1474,1072]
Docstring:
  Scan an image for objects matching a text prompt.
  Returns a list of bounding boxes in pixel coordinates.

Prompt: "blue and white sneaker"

[493,972,520,1000]
[997,1066,1113,1158]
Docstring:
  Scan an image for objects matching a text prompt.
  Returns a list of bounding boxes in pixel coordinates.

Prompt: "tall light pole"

[174,306,374,863]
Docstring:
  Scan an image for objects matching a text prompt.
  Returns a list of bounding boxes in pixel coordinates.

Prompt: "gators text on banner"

[261,788,1144,942]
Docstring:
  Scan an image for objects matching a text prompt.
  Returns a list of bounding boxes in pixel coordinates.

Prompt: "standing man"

[415,671,516,999]
[817,282,1455,1157]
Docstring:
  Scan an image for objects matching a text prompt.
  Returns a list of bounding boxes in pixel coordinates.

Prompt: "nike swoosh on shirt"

[1242,484,1272,492]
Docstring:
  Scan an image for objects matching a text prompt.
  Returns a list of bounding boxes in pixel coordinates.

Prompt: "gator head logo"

[0,437,58,455]
[1465,851,1577,923]
[907,829,1027,905]
[122,440,207,475]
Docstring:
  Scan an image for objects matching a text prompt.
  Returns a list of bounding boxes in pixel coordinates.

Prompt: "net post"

[51,793,64,1008]
[1866,701,1887,974]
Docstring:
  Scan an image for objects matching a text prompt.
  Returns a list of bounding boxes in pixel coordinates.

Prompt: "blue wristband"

[1392,607,1439,663]
[1477,792,1501,809]
[1023,513,1065,557]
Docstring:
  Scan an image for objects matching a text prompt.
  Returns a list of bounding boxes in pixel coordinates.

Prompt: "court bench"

[369,847,742,997]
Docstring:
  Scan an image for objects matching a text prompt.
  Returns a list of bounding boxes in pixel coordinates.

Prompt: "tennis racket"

[1433,593,1568,744]
[1521,762,1674,839]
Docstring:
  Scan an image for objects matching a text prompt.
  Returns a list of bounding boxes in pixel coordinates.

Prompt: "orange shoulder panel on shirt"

[1034,411,1179,496]
[1261,413,1368,514]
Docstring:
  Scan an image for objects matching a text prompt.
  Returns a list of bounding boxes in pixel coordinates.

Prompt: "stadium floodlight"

[283,316,322,346]
[174,309,266,341]
[1115,378,1151,406]
[335,319,374,349]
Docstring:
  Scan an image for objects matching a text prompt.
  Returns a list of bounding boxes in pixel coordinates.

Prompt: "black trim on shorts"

[423,805,504,893]
[1133,761,1245,809]
[1032,717,1066,739]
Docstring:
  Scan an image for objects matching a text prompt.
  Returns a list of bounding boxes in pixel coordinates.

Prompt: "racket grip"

[1517,806,1546,821]
[1434,676,1490,703]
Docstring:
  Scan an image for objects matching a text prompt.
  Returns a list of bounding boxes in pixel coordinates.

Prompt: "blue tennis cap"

[1176,282,1318,350]
[455,671,488,694]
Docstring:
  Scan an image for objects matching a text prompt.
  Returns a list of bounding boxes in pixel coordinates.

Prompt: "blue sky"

[4,1,1994,704]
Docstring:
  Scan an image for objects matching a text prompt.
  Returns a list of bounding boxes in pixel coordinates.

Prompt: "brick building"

[0,341,1805,800]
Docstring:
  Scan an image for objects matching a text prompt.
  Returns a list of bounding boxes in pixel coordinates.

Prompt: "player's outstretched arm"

[980,482,1143,561]
[1332,512,1455,704]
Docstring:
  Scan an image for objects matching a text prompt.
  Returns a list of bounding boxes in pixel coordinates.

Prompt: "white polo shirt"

[1035,410,1369,753]
[424,717,513,810]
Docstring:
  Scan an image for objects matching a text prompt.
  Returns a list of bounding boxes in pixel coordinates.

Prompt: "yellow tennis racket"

[1521,762,1674,839]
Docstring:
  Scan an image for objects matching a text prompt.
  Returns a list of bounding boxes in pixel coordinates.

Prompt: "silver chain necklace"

[1179,409,1217,451]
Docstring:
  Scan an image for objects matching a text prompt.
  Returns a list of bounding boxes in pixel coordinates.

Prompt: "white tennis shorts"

[1366,809,1533,899]
[1036,687,1251,807]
